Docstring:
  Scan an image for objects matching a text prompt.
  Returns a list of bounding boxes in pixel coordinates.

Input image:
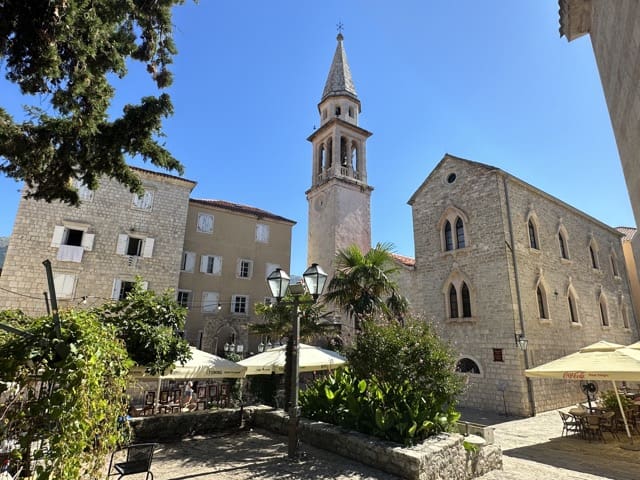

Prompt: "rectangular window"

[202,291,220,313]
[116,234,154,258]
[72,179,94,202]
[256,224,270,243]
[53,273,76,299]
[237,259,253,279]
[112,279,147,300]
[177,290,191,308]
[232,295,248,314]
[492,349,504,362]
[132,189,154,211]
[51,225,94,262]
[200,255,222,275]
[197,213,214,233]
[181,251,196,272]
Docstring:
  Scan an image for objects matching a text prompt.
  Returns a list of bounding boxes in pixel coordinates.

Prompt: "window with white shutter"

[112,278,146,300]
[51,225,94,262]
[132,189,154,211]
[202,291,220,313]
[256,223,270,243]
[181,251,196,272]
[200,255,222,275]
[177,290,191,308]
[116,234,154,258]
[53,273,76,299]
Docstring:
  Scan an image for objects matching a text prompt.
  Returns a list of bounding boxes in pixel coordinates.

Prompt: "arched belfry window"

[528,219,539,249]
[456,357,480,375]
[444,221,454,251]
[559,232,568,259]
[456,217,465,249]
[449,284,458,318]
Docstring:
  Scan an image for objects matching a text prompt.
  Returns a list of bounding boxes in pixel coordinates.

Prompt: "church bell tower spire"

[306,32,373,276]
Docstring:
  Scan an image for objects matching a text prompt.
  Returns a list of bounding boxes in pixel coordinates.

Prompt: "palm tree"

[324,242,408,331]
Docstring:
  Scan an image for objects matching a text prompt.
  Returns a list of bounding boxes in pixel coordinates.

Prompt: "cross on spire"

[336,21,344,34]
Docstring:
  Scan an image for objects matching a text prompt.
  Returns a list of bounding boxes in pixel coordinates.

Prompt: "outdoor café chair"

[598,411,618,441]
[582,415,604,442]
[559,411,581,437]
[106,443,157,480]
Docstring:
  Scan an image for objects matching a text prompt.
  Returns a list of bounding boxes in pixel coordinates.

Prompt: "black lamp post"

[266,263,327,459]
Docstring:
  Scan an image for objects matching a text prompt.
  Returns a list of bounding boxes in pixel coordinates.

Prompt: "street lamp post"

[266,263,327,460]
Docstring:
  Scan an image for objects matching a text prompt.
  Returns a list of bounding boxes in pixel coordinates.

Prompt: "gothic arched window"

[537,286,547,319]
[559,232,568,259]
[456,217,465,249]
[461,282,472,317]
[449,284,458,318]
[589,244,599,269]
[444,221,454,251]
[568,292,579,324]
[528,220,539,249]
[599,297,609,327]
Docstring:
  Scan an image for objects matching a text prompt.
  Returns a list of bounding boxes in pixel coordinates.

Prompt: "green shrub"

[300,319,463,446]
[0,309,131,479]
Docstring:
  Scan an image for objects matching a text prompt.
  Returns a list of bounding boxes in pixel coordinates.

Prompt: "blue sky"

[0,1,634,276]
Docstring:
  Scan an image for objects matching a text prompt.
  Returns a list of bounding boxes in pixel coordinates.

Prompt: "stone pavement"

[147,407,640,480]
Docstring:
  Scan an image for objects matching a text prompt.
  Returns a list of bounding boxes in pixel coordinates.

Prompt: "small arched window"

[559,232,568,259]
[610,254,619,277]
[537,286,547,319]
[528,220,539,249]
[456,217,465,249]
[599,298,609,326]
[589,245,599,269]
[461,282,472,317]
[622,306,630,329]
[444,221,454,251]
[568,293,579,323]
[456,358,480,374]
[449,285,459,318]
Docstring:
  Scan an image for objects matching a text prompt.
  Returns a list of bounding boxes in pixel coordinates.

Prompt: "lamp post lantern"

[266,264,327,460]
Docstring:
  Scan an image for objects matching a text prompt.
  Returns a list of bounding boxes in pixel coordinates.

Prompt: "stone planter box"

[129,406,502,479]
[253,409,502,480]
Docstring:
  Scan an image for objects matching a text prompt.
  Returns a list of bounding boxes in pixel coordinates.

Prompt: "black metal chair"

[558,411,581,437]
[106,443,156,480]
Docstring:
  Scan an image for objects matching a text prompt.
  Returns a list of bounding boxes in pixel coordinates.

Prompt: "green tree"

[251,293,337,409]
[324,242,408,330]
[0,309,131,479]
[93,279,191,375]
[0,0,187,205]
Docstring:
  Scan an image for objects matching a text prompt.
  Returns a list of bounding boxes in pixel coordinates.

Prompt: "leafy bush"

[300,368,460,446]
[0,309,131,479]
[300,319,463,446]
[601,389,633,412]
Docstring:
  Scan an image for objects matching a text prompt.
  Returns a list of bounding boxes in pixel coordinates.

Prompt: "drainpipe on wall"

[502,175,536,417]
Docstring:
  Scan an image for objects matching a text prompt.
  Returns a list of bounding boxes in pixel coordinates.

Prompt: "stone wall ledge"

[129,406,502,480]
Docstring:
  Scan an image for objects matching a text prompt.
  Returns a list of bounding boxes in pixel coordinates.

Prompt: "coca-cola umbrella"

[525,340,640,439]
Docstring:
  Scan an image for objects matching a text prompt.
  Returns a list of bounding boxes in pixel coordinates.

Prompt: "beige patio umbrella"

[131,346,247,410]
[525,340,638,439]
[238,343,346,375]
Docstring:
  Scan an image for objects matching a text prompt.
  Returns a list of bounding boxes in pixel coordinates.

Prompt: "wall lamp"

[515,333,528,351]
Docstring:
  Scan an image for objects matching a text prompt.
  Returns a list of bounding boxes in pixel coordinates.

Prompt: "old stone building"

[178,199,295,356]
[0,170,295,360]
[404,154,637,416]
[0,168,196,315]
[559,0,640,247]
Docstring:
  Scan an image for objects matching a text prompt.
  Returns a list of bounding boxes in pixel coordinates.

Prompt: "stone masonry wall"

[409,155,637,416]
[0,170,194,315]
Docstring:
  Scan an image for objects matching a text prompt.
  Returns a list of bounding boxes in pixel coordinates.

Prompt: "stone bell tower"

[306,33,373,277]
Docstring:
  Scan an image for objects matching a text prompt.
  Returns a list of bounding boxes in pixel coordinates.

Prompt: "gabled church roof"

[322,33,358,102]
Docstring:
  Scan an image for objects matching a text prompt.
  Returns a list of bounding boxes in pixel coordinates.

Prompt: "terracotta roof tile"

[190,198,295,224]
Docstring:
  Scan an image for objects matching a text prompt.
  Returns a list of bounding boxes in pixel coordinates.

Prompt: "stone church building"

[311,34,638,416]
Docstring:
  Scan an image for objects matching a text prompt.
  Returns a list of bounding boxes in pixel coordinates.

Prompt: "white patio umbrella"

[131,346,247,409]
[524,340,640,440]
[238,343,346,375]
